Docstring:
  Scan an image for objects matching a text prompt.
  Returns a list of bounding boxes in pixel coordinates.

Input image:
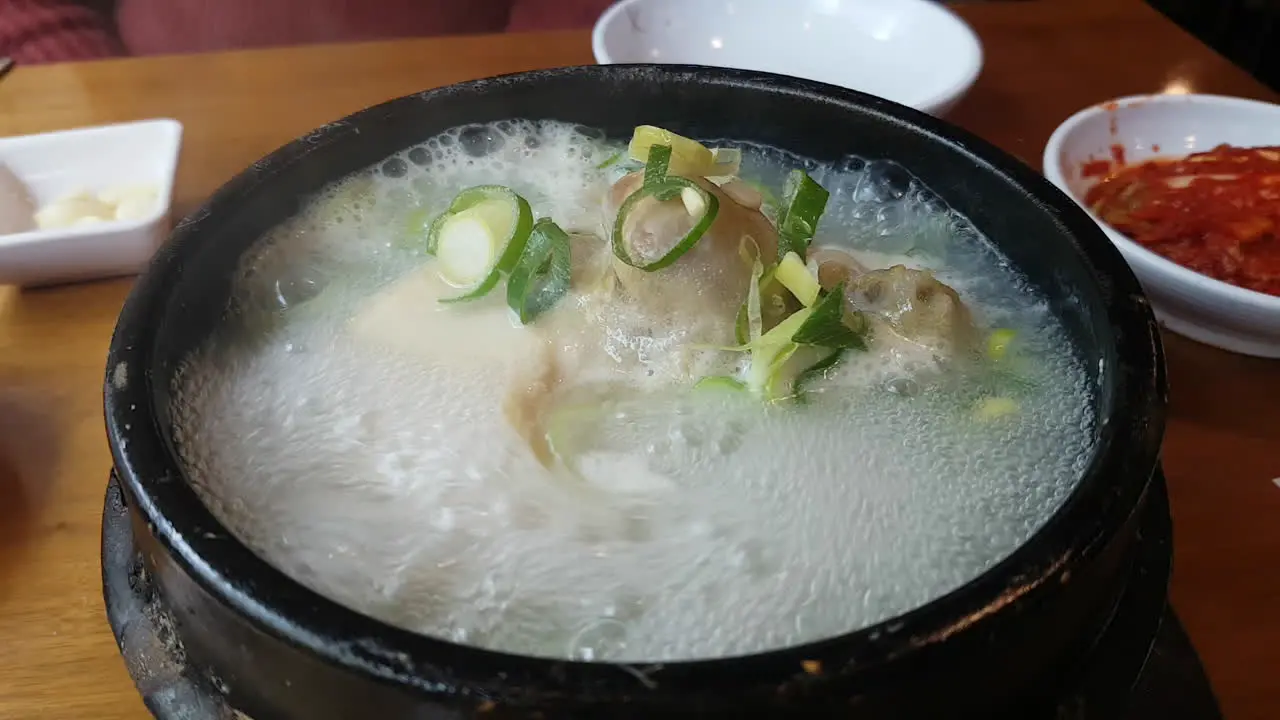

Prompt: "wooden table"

[1,1,1277,718]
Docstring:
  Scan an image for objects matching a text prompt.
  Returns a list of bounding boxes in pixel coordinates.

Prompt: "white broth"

[171,120,1097,662]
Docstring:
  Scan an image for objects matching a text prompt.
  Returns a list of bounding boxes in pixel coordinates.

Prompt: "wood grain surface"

[1,1,1277,718]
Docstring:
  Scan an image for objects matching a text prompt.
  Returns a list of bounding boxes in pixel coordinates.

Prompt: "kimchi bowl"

[1043,93,1280,358]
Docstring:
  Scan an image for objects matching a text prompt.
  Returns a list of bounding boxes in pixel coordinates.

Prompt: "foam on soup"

[171,121,1097,662]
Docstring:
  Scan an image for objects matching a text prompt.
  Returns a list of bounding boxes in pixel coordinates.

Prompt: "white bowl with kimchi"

[1042,93,1280,358]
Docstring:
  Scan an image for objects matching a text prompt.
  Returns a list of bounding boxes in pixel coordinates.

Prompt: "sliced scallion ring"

[430,185,533,303]
[776,170,830,259]
[612,145,720,271]
[424,210,450,255]
[507,218,573,324]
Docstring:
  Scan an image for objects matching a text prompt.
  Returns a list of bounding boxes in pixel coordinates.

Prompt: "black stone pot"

[103,65,1167,720]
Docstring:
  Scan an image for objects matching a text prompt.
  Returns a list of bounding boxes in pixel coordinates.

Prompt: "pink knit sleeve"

[0,0,123,64]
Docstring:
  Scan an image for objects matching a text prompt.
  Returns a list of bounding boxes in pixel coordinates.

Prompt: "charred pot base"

[103,470,1210,720]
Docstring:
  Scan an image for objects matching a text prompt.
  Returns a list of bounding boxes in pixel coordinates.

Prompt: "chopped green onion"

[765,343,801,399]
[732,291,763,346]
[717,275,868,402]
[695,375,747,392]
[434,204,510,297]
[597,151,625,169]
[739,255,766,345]
[775,251,821,306]
[738,305,815,399]
[424,210,450,255]
[680,186,708,217]
[643,144,675,192]
[763,306,815,345]
[975,396,1019,420]
[629,125,715,176]
[734,306,750,346]
[746,339,799,399]
[791,284,869,350]
[775,170,830,259]
[793,348,846,402]
[706,147,743,179]
[612,145,720,272]
[507,218,572,324]
[715,304,813,355]
[987,328,1017,361]
[733,241,798,346]
[627,126,742,179]
[430,185,533,303]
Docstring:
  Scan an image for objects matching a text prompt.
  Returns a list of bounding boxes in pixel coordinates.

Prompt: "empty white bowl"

[1042,94,1280,358]
[0,118,182,287]
[592,0,983,117]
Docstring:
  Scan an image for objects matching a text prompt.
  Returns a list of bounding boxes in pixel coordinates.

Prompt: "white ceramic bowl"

[592,0,983,117]
[0,119,182,288]
[1043,94,1280,358]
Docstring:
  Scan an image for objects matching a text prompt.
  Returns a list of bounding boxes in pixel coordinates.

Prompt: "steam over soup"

[172,121,1098,662]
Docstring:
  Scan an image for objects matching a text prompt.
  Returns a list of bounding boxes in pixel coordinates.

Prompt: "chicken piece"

[717,178,765,211]
[604,171,780,322]
[502,343,563,468]
[348,236,650,470]
[845,265,976,354]
[349,264,568,461]
[809,246,871,292]
[350,265,544,369]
